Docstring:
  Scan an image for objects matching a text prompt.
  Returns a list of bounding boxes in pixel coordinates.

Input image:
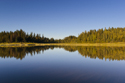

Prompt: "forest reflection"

[0,46,125,61]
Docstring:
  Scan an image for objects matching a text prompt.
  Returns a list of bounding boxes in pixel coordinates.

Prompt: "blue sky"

[0,0,125,39]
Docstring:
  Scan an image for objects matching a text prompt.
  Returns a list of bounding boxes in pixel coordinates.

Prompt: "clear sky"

[0,0,125,39]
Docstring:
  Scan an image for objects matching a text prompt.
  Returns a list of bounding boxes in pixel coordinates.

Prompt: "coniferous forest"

[1,27,125,43]
[60,27,125,43]
[0,29,55,43]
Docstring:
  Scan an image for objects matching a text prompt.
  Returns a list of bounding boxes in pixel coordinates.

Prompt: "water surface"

[0,46,125,83]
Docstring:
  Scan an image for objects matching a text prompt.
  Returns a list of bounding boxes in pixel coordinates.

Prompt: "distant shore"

[0,43,125,47]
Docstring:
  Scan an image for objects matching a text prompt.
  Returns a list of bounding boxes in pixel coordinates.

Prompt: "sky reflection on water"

[0,46,125,83]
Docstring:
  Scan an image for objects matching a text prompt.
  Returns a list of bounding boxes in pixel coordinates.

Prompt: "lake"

[0,46,125,83]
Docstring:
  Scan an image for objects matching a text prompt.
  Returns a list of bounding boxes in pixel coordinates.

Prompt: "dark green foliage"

[1,27,125,43]
[77,27,125,43]
[63,36,77,43]
[56,36,77,43]
[0,29,56,43]
[57,27,125,43]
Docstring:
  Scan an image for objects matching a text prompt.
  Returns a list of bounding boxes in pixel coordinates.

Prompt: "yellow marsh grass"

[0,43,125,47]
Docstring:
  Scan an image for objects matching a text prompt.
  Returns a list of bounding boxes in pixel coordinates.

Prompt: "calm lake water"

[0,46,125,83]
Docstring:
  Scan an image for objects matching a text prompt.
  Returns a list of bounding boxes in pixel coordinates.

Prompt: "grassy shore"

[0,42,125,47]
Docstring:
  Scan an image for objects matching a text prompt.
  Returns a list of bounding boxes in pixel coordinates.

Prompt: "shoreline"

[0,43,125,47]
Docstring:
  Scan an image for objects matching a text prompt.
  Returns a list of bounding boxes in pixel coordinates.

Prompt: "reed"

[0,43,125,47]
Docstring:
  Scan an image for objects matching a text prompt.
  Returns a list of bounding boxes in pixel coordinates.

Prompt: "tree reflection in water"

[0,46,125,61]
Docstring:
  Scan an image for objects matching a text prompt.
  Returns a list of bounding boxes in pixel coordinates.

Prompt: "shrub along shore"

[0,43,125,47]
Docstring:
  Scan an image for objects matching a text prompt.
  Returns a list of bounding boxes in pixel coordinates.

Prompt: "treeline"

[56,36,77,43]
[59,27,125,43]
[0,29,55,43]
[1,27,125,43]
[77,27,125,43]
